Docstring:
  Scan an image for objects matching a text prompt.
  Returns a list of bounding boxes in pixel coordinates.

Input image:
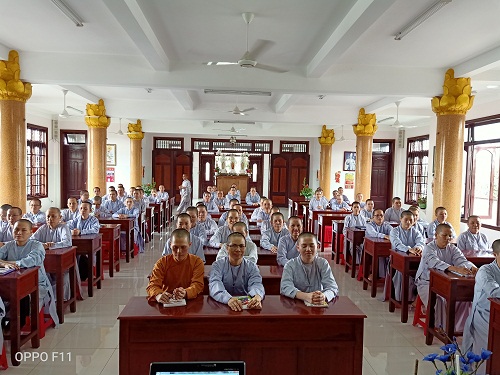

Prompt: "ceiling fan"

[214,126,248,137]
[58,89,84,118]
[336,125,354,142]
[229,105,256,116]
[390,101,416,129]
[205,12,287,73]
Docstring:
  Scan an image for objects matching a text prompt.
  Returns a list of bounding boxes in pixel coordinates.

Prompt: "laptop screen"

[150,361,245,375]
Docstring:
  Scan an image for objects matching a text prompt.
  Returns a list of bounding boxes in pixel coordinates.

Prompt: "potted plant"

[418,195,427,209]
[300,178,313,201]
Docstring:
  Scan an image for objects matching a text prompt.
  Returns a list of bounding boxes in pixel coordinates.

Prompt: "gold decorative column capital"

[127,119,144,140]
[432,68,474,116]
[353,108,377,136]
[318,125,335,145]
[85,99,111,128]
[0,50,32,102]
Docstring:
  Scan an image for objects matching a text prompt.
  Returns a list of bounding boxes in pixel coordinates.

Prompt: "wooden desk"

[308,209,330,234]
[332,220,344,264]
[99,224,121,277]
[204,248,277,266]
[462,249,494,267]
[0,268,40,366]
[99,218,134,262]
[425,269,475,345]
[318,213,350,252]
[389,250,421,323]
[249,233,260,247]
[487,298,500,374]
[345,228,365,278]
[248,224,260,235]
[72,233,103,297]
[150,202,164,234]
[118,295,366,375]
[362,238,391,298]
[202,265,283,295]
[44,247,77,323]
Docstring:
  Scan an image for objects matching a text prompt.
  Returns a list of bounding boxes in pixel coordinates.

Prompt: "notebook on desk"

[150,362,245,375]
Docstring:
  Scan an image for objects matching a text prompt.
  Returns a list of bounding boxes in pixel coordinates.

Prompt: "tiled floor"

[3,230,443,375]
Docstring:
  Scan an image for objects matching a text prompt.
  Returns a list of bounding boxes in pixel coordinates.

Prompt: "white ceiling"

[2,0,500,137]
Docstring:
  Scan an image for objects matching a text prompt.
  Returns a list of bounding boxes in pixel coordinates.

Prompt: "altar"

[216,175,249,197]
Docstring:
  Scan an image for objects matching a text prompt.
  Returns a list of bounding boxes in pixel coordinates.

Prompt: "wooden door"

[152,150,192,204]
[370,141,394,210]
[269,154,310,207]
[198,153,215,198]
[60,130,87,204]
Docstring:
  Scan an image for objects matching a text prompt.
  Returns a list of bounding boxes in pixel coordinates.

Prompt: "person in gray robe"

[61,197,79,223]
[217,199,239,227]
[0,207,22,245]
[360,199,375,221]
[456,215,490,251]
[196,205,218,236]
[365,209,393,278]
[260,212,289,253]
[209,232,264,311]
[389,211,425,302]
[343,202,366,264]
[186,207,207,245]
[463,239,500,372]
[176,174,192,214]
[415,223,477,331]
[163,213,205,263]
[201,192,219,214]
[329,195,350,211]
[0,220,59,327]
[280,233,339,304]
[216,222,257,264]
[277,216,303,266]
[426,207,457,240]
[384,197,403,223]
[209,210,239,248]
[245,187,261,206]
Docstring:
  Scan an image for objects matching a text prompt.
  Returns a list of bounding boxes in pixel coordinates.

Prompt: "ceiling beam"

[102,0,170,71]
[363,96,405,113]
[454,45,500,77]
[306,0,396,78]
[271,94,300,113]
[170,89,199,110]
[61,85,100,104]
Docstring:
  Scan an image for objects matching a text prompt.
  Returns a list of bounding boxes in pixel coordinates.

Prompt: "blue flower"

[423,353,439,362]
[440,343,458,354]
[481,348,493,360]
[460,363,471,372]
[437,354,450,362]
[473,354,482,363]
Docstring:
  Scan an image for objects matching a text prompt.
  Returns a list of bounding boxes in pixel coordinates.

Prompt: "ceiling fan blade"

[377,116,394,123]
[66,105,83,114]
[205,61,239,66]
[248,40,274,61]
[240,107,256,113]
[59,109,69,118]
[253,63,288,73]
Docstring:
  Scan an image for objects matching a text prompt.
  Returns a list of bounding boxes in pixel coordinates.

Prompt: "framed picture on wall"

[106,144,116,166]
[343,151,356,171]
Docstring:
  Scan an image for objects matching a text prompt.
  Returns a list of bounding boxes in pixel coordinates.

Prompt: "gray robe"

[463,260,500,372]
[277,234,299,267]
[163,235,205,263]
[456,230,490,251]
[415,241,474,331]
[177,179,192,214]
[427,219,457,239]
[216,240,258,264]
[343,214,366,264]
[209,226,232,248]
[384,207,403,223]
[260,228,290,251]
[209,257,265,304]
[365,221,393,277]
[280,256,339,302]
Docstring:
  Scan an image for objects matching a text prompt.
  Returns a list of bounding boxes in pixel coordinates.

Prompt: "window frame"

[404,135,429,205]
[280,141,309,154]
[463,114,500,229]
[26,123,48,199]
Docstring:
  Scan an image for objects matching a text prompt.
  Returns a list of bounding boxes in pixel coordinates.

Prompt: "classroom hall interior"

[1,1,500,374]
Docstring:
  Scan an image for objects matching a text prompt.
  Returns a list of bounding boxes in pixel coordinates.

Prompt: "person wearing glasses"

[209,232,264,311]
[23,198,46,225]
[365,208,393,279]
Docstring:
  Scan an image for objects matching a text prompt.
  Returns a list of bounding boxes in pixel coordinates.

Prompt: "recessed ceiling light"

[486,85,498,89]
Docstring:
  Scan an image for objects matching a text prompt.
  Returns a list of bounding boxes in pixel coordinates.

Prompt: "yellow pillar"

[353,108,377,200]
[85,99,110,193]
[318,125,335,196]
[431,68,474,231]
[0,51,32,208]
[128,119,144,187]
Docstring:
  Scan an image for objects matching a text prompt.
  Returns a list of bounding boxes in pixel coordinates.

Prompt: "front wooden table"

[119,295,366,375]
[0,268,40,366]
[44,246,77,323]
[99,223,121,277]
[389,249,421,323]
[203,265,283,295]
[344,228,365,278]
[362,238,391,298]
[425,269,475,345]
[99,218,134,262]
[72,233,103,297]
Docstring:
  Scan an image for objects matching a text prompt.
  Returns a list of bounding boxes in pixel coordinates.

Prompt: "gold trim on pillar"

[431,68,474,116]
[127,119,144,140]
[353,108,377,136]
[0,50,32,102]
[85,99,111,128]
[318,125,335,145]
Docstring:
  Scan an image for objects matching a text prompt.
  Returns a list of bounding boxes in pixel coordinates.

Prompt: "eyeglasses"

[373,214,384,217]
